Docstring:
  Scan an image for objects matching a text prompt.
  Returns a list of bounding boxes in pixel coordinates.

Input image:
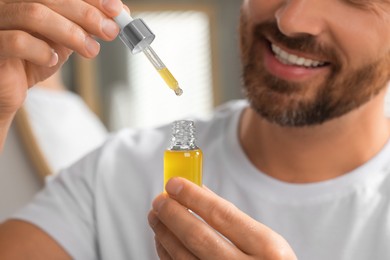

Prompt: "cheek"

[358,21,390,65]
[244,0,281,24]
[327,5,390,69]
[335,26,390,70]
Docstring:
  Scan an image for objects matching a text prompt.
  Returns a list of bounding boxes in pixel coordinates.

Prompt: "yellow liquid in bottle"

[163,149,203,190]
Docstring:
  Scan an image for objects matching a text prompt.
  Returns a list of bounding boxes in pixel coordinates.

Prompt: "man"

[0,0,389,259]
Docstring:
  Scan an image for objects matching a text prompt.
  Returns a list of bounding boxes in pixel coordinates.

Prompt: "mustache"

[253,22,339,65]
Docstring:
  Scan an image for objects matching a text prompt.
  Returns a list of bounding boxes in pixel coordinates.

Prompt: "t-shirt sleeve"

[12,149,101,259]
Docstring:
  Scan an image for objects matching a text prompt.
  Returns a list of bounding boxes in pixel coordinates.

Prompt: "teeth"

[271,44,326,68]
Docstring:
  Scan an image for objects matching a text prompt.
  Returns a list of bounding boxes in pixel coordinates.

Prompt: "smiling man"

[1,0,390,259]
[241,0,390,127]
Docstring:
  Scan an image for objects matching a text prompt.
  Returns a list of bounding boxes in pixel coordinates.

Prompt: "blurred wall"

[96,0,243,128]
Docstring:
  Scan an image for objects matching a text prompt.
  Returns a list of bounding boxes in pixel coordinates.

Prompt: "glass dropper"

[114,10,183,96]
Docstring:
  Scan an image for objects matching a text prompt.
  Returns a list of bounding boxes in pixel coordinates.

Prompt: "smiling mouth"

[270,42,330,68]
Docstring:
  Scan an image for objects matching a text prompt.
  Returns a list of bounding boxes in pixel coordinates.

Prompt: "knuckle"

[7,31,28,53]
[160,199,179,219]
[83,7,102,25]
[182,226,210,252]
[25,3,49,24]
[209,201,237,228]
[65,24,85,45]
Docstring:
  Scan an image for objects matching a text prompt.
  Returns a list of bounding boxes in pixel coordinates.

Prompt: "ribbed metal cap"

[119,18,155,54]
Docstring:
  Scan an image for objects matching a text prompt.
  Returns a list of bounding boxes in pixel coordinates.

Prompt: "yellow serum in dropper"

[113,10,183,96]
[158,67,183,96]
[164,120,203,190]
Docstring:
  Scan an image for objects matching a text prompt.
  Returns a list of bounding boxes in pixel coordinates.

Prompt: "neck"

[239,89,390,183]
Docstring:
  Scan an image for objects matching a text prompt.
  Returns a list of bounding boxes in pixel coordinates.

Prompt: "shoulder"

[194,99,248,146]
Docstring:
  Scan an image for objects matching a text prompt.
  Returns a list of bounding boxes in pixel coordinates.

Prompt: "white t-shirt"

[0,87,107,220]
[14,100,390,260]
[23,87,108,173]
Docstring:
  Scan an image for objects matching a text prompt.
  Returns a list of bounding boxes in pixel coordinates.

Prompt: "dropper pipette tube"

[114,9,183,96]
[143,46,183,96]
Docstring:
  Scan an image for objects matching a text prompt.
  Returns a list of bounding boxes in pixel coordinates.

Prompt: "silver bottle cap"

[119,18,156,54]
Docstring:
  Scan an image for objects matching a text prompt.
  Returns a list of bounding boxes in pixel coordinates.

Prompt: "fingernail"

[49,50,58,67]
[102,0,122,15]
[152,195,167,212]
[102,19,119,39]
[85,36,100,57]
[166,177,184,196]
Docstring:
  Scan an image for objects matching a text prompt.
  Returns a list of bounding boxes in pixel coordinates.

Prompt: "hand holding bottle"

[149,177,297,260]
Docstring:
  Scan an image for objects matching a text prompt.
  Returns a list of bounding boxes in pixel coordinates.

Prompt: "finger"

[5,0,123,17]
[155,239,173,260]
[0,30,58,67]
[122,4,130,14]
[82,0,123,17]
[16,0,120,40]
[148,210,199,260]
[166,177,276,255]
[24,41,73,86]
[46,41,73,68]
[47,0,120,41]
[0,2,100,58]
[152,194,241,260]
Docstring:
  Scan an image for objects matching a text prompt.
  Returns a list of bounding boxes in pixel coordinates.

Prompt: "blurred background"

[0,0,244,220]
[65,0,243,131]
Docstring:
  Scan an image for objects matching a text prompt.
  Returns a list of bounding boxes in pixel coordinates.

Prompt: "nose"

[275,0,326,38]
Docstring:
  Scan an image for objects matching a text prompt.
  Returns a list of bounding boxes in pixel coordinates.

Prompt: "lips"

[262,40,331,81]
[271,43,327,68]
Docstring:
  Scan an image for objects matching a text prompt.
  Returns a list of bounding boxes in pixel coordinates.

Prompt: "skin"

[0,0,123,150]
[0,0,122,258]
[241,0,390,127]
[37,70,67,91]
[150,178,297,260]
[149,0,390,259]
[0,0,389,259]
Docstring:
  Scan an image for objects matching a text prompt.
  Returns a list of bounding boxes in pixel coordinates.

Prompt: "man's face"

[240,0,390,126]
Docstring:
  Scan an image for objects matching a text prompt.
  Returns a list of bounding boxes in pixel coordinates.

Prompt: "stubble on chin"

[239,12,390,127]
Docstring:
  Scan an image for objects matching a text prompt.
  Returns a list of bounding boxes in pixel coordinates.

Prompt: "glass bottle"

[164,120,203,190]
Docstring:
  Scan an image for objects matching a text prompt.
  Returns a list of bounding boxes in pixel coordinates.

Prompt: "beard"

[239,13,390,127]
